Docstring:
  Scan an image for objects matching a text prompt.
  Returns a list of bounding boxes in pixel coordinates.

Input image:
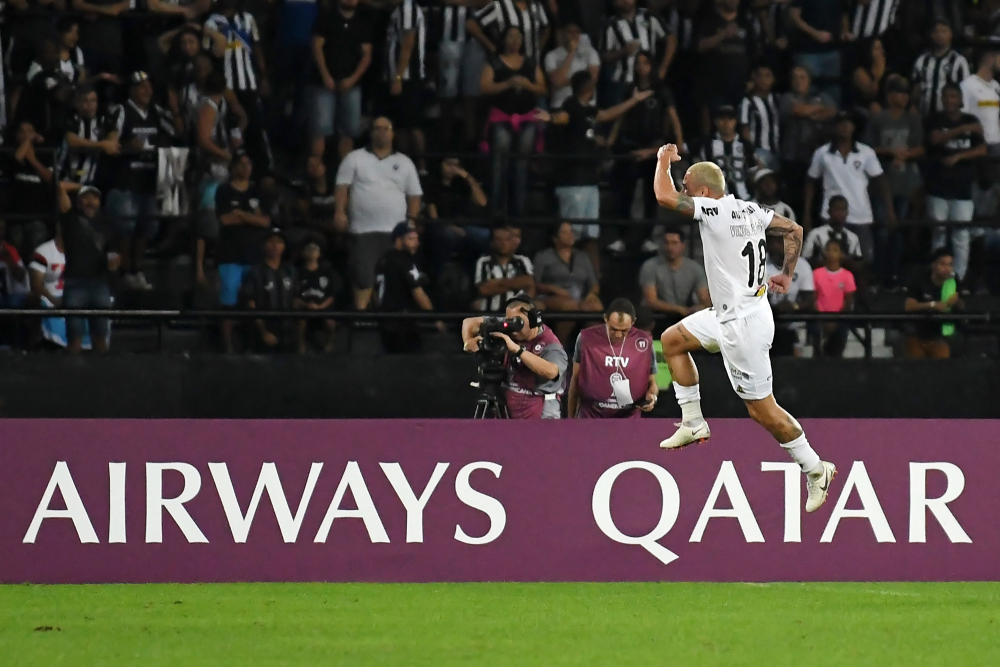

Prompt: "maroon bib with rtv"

[576,325,654,418]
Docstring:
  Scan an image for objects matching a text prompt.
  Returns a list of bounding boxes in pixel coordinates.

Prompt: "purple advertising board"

[0,419,996,583]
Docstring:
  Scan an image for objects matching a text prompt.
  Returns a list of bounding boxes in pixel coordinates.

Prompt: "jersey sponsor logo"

[729,221,767,238]
[635,339,648,352]
[730,367,750,381]
[703,206,719,216]
[605,356,630,367]
[978,100,1000,107]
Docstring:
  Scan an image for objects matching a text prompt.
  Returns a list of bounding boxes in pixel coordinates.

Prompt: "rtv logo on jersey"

[703,206,719,216]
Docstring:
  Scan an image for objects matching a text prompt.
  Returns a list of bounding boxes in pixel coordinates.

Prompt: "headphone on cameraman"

[505,293,543,329]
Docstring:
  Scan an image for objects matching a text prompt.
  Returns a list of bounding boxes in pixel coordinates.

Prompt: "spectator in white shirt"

[803,111,896,267]
[960,48,1000,224]
[335,116,422,310]
[544,21,600,110]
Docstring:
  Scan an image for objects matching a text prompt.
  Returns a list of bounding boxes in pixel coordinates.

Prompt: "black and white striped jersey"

[60,112,113,185]
[440,5,468,43]
[110,99,176,191]
[473,253,534,313]
[204,11,261,92]
[600,9,668,83]
[852,0,899,39]
[738,93,780,153]
[474,0,549,60]
[386,0,427,81]
[912,49,970,115]
[26,48,85,85]
[697,134,754,200]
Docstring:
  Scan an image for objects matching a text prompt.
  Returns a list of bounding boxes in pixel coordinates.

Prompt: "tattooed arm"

[653,144,696,217]
[766,213,804,291]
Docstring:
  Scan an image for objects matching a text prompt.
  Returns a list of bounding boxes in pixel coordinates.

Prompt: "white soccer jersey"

[29,240,66,299]
[692,194,774,322]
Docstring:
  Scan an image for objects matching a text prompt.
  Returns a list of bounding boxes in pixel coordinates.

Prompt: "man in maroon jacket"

[567,298,658,418]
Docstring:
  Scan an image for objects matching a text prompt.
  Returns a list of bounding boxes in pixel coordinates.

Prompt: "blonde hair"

[685,162,726,196]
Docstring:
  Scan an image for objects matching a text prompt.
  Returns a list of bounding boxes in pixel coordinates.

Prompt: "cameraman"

[461,294,568,419]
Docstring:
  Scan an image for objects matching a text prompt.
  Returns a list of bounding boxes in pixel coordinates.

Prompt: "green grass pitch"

[1,583,998,666]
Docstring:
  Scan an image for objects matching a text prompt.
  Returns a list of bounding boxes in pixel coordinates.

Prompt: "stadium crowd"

[0,0,997,357]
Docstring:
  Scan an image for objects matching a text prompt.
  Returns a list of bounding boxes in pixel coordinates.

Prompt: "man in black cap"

[374,221,436,353]
[242,229,298,352]
[107,71,176,291]
[696,104,757,199]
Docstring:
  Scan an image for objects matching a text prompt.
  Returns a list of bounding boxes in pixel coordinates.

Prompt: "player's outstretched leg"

[745,395,836,512]
[659,323,711,449]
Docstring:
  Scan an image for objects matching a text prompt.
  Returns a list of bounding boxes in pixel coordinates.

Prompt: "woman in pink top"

[812,240,856,357]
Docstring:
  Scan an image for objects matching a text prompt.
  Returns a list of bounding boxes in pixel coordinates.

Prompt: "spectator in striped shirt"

[434,1,482,150]
[465,0,550,141]
[738,63,781,170]
[384,0,429,172]
[695,105,757,200]
[62,84,119,188]
[204,0,272,175]
[598,0,671,106]
[473,225,535,312]
[912,20,970,117]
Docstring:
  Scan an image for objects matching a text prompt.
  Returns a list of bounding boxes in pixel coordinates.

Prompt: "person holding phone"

[566,298,658,419]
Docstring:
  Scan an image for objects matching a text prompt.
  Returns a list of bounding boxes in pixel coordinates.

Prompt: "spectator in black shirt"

[545,70,651,266]
[7,122,57,256]
[925,83,986,284]
[425,157,491,277]
[610,51,683,252]
[480,26,547,218]
[16,38,74,145]
[242,230,298,352]
[295,238,341,353]
[309,0,374,161]
[215,152,271,353]
[56,183,119,354]
[695,0,753,134]
[904,248,960,359]
[788,0,851,105]
[107,72,176,292]
[291,156,342,254]
[374,221,436,353]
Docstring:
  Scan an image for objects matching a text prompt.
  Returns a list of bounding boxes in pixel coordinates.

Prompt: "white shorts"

[680,302,775,401]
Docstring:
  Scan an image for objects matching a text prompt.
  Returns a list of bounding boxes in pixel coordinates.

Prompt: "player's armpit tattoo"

[676,193,696,217]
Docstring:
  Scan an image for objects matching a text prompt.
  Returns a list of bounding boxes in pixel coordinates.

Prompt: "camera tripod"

[472,359,509,419]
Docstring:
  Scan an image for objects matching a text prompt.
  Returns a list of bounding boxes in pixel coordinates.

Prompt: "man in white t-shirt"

[803,112,896,265]
[335,116,423,310]
[544,22,600,110]
[652,143,836,514]
[960,49,1000,223]
[960,50,1000,150]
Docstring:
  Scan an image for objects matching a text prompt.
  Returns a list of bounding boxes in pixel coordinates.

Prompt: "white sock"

[673,383,704,426]
[781,433,821,474]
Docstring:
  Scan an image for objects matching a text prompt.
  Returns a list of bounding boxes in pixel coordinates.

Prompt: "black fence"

[0,308,993,358]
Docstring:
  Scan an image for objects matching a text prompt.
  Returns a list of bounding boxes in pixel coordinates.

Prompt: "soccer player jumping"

[653,144,836,513]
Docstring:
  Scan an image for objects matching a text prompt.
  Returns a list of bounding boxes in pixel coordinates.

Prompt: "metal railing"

[0,308,991,357]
